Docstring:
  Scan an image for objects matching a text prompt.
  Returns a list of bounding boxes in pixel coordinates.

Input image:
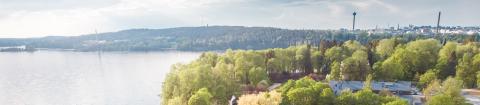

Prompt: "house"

[329,81,423,105]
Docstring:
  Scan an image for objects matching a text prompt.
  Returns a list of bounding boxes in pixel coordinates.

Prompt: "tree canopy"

[162,38,480,105]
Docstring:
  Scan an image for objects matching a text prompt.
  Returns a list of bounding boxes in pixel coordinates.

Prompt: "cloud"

[0,0,120,11]
[0,0,479,37]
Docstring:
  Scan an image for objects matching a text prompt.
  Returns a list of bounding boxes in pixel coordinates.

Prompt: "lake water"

[0,51,202,105]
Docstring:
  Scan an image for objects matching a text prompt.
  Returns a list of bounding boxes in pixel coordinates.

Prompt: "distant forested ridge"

[0,26,478,51]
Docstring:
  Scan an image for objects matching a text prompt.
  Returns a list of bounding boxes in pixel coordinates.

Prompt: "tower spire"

[352,12,357,31]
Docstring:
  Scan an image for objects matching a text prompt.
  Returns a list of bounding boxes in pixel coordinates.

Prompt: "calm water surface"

[0,51,201,105]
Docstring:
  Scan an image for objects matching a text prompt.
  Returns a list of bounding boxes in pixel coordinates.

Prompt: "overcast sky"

[0,0,479,38]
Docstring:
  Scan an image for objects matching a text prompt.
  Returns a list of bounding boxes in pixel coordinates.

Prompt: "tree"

[383,100,408,105]
[455,42,478,58]
[212,61,241,102]
[377,39,441,81]
[167,96,186,105]
[424,77,468,105]
[354,89,382,105]
[279,77,334,105]
[325,46,346,62]
[441,77,467,105]
[404,39,441,78]
[473,54,480,88]
[286,87,316,105]
[234,54,252,84]
[477,71,480,88]
[418,69,438,89]
[423,79,441,100]
[162,61,216,105]
[343,40,367,52]
[426,94,456,105]
[376,38,397,60]
[271,48,296,73]
[456,52,477,88]
[311,50,325,74]
[198,52,219,67]
[295,45,314,74]
[340,50,371,80]
[436,42,458,79]
[364,74,373,89]
[318,88,335,105]
[237,91,282,105]
[375,56,405,81]
[188,88,213,105]
[249,67,269,85]
[335,90,356,105]
[293,77,316,88]
[162,52,241,105]
[327,61,342,80]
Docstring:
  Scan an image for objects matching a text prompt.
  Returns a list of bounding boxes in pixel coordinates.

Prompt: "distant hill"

[0,26,471,51]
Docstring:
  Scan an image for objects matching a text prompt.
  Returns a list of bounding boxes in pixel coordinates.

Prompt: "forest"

[0,26,478,51]
[162,38,478,105]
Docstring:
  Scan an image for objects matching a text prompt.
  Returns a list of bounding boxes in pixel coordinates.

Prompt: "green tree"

[249,67,269,85]
[340,50,371,80]
[343,40,367,52]
[404,39,441,78]
[436,42,458,79]
[198,52,219,67]
[354,89,382,105]
[426,94,456,105]
[311,50,325,74]
[318,88,335,105]
[167,96,186,105]
[375,56,405,81]
[418,69,438,89]
[383,100,408,105]
[188,88,213,105]
[377,39,441,81]
[295,45,314,74]
[423,79,441,100]
[212,61,241,102]
[325,46,346,62]
[456,53,477,88]
[237,91,282,105]
[335,90,356,105]
[375,38,397,60]
[328,61,342,80]
[364,74,373,89]
[286,87,316,105]
[424,77,468,105]
[441,77,467,105]
[234,54,252,84]
[477,72,480,88]
[294,77,316,88]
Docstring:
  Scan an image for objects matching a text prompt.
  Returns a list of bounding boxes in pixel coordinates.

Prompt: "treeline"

[162,37,478,105]
[0,26,478,51]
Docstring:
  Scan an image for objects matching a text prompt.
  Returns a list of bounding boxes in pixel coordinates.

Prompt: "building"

[329,81,423,105]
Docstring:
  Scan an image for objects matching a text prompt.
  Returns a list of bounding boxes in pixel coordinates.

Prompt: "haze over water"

[0,51,201,105]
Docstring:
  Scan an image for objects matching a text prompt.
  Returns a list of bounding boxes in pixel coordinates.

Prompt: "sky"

[0,0,479,38]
